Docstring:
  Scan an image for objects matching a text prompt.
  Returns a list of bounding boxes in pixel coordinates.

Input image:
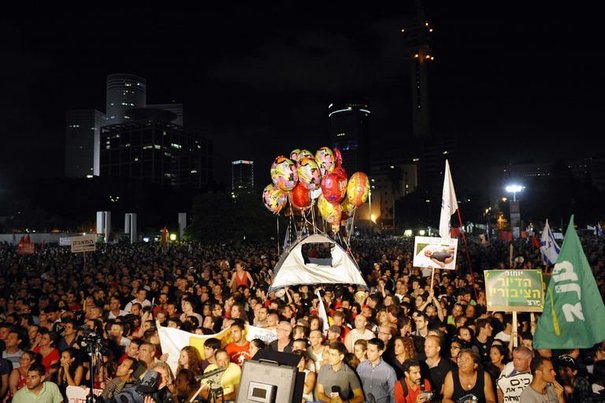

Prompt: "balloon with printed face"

[333,148,343,167]
[270,156,298,191]
[262,184,287,214]
[315,147,335,176]
[296,157,322,191]
[289,149,301,162]
[290,182,311,210]
[341,198,356,219]
[347,171,370,207]
[317,194,342,225]
[321,171,348,204]
[298,149,314,161]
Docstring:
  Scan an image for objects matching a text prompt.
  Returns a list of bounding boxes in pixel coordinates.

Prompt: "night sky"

[1,3,603,190]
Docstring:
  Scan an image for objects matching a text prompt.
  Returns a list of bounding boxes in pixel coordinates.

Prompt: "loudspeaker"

[236,351,304,403]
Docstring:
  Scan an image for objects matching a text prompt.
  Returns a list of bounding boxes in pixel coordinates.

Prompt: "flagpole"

[276,216,280,256]
[456,208,478,301]
[512,311,519,348]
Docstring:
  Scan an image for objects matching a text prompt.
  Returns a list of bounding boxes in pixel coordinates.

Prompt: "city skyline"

[1,3,603,193]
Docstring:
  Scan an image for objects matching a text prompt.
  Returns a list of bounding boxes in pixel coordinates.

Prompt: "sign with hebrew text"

[484,270,544,312]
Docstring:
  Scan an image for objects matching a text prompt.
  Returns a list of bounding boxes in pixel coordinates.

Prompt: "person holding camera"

[395,359,433,403]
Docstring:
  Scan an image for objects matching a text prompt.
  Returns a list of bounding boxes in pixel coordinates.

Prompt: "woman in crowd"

[176,346,203,378]
[390,336,417,379]
[33,328,60,373]
[6,350,41,400]
[294,350,316,403]
[485,343,508,382]
[55,347,85,400]
[353,339,368,365]
[442,348,496,403]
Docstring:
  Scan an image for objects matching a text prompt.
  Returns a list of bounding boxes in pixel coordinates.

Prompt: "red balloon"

[321,171,348,204]
[333,166,347,180]
[290,183,311,210]
[333,148,343,167]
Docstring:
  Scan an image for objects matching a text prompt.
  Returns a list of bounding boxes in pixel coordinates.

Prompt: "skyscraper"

[65,109,106,177]
[105,73,147,124]
[100,108,212,188]
[231,160,254,195]
[328,101,371,175]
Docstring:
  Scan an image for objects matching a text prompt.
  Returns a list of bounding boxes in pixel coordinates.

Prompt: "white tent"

[268,233,368,292]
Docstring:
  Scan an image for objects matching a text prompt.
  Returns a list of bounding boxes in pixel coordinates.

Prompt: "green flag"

[534,215,605,349]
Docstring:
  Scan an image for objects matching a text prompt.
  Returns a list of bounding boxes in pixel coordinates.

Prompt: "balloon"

[347,172,370,207]
[298,149,314,161]
[296,157,322,191]
[262,184,287,214]
[270,156,298,191]
[289,148,301,162]
[310,188,322,199]
[333,165,347,180]
[315,146,335,176]
[290,183,311,210]
[333,148,343,167]
[321,171,348,204]
[341,198,356,218]
[317,194,342,225]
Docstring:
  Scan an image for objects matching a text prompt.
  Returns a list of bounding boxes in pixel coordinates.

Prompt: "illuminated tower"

[402,0,434,139]
[105,73,147,124]
[328,101,371,174]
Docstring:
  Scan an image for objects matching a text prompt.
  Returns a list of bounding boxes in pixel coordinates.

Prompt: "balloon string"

[276,216,280,256]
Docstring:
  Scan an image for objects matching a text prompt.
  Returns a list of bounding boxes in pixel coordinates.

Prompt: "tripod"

[189,367,226,403]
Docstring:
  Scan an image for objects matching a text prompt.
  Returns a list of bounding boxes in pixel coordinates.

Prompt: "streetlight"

[505,184,525,238]
[505,184,525,202]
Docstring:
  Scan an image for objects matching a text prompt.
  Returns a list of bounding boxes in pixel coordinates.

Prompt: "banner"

[70,234,97,253]
[484,270,544,312]
[412,236,458,270]
[158,323,276,374]
[66,386,103,403]
[534,215,605,349]
[439,160,458,238]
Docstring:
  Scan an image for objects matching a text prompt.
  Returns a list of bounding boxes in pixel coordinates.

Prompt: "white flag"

[439,160,458,238]
[316,289,330,335]
[540,219,560,266]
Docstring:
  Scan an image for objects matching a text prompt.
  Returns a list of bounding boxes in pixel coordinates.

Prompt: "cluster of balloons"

[262,146,370,232]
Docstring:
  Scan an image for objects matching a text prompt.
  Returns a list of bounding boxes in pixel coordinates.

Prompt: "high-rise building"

[148,103,184,126]
[328,101,371,175]
[105,73,147,124]
[100,108,212,188]
[231,160,254,195]
[65,109,106,177]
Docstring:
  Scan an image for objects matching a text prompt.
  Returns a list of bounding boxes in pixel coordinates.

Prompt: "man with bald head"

[344,314,375,353]
[268,321,293,352]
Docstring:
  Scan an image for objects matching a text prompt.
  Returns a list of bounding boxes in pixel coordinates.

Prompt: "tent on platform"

[268,233,368,292]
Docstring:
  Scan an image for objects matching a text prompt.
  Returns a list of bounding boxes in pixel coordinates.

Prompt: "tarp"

[268,233,368,292]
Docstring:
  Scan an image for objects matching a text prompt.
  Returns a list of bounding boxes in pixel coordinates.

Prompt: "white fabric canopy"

[268,234,368,291]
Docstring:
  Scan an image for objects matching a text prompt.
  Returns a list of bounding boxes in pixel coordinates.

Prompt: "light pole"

[505,184,525,238]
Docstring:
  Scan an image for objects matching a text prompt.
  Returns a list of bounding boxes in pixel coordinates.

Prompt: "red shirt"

[395,378,431,403]
[224,341,251,366]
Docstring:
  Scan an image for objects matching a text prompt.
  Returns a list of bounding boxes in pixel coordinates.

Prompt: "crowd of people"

[0,233,604,402]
